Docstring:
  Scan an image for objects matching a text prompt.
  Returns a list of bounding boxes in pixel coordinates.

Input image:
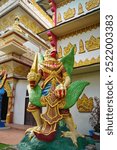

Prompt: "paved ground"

[0,124,32,145]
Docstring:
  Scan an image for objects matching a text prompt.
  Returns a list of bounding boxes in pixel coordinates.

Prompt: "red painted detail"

[34,131,56,142]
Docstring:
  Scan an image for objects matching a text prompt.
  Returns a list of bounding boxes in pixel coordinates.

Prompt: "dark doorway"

[1,91,8,121]
[24,90,36,126]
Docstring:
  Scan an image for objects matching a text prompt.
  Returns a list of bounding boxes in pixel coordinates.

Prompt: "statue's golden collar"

[42,60,62,69]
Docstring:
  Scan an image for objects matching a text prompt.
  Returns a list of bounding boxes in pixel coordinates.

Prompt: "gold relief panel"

[85,36,100,51]
[79,39,85,54]
[78,3,84,15]
[13,64,30,77]
[77,94,94,112]
[20,15,41,34]
[57,13,62,23]
[64,8,76,20]
[57,46,63,58]
[0,13,15,31]
[64,43,77,56]
[0,63,13,74]
[85,0,100,11]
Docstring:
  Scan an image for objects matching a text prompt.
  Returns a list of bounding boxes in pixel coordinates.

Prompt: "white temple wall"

[13,80,28,125]
[70,70,100,134]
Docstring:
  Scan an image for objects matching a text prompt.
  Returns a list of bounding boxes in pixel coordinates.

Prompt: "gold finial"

[31,53,38,73]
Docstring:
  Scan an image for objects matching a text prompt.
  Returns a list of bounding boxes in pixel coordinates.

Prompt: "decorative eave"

[0,42,27,55]
[0,0,53,29]
[38,9,100,40]
[0,53,32,67]
[0,27,49,50]
[72,63,100,75]
[18,23,50,49]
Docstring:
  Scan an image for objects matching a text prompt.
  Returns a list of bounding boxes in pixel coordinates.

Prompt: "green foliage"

[64,81,90,109]
[0,143,9,149]
[60,46,75,77]
[29,85,43,107]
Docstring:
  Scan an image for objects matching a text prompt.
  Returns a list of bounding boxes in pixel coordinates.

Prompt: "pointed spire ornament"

[30,53,38,73]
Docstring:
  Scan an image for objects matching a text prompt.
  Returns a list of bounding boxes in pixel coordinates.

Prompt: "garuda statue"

[26,47,89,146]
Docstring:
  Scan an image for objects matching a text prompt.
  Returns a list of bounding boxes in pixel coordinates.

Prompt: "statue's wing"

[64,81,90,109]
[60,46,75,77]
[28,85,44,107]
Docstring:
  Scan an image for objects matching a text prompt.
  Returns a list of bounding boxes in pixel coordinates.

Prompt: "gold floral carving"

[85,36,100,51]
[74,56,100,67]
[79,39,85,54]
[57,0,75,8]
[57,46,62,58]
[57,13,62,23]
[0,0,8,7]
[64,8,76,20]
[64,43,77,56]
[85,0,100,11]
[78,3,84,15]
[77,94,94,112]
[58,23,100,40]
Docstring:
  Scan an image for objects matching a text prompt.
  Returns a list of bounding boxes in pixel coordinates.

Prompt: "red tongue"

[50,51,57,58]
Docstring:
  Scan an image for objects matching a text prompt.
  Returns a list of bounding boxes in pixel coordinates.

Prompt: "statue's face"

[44,49,57,61]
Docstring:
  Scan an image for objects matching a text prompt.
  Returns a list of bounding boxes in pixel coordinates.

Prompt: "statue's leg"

[60,110,84,146]
[26,103,42,133]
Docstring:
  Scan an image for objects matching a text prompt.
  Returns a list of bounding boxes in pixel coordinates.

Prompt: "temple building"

[0,0,100,135]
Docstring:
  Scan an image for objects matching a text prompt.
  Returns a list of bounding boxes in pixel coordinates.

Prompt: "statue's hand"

[54,84,66,98]
[27,72,40,88]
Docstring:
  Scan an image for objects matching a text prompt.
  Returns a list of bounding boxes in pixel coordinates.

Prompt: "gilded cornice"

[58,23,100,40]
[57,0,75,8]
[85,0,100,11]
[74,56,100,68]
[64,8,76,20]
